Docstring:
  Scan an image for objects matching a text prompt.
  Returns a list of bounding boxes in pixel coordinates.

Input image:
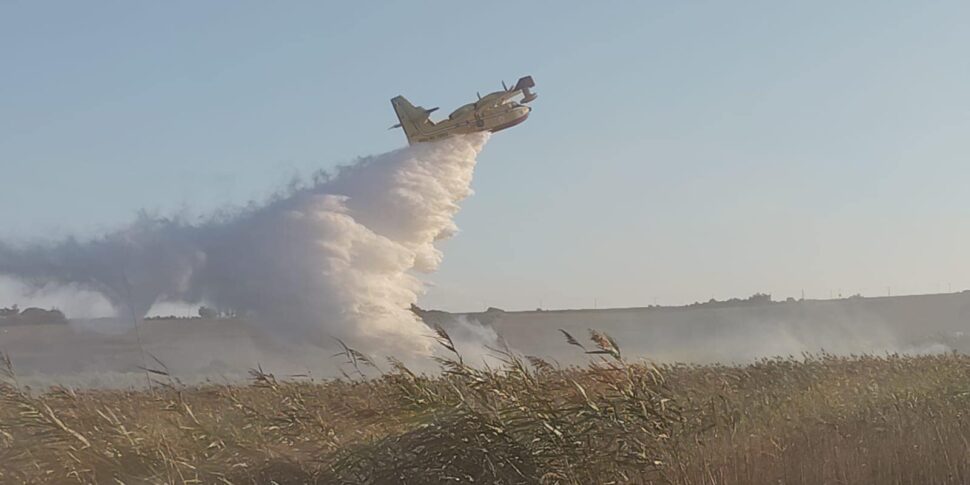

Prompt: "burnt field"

[3,331,970,484]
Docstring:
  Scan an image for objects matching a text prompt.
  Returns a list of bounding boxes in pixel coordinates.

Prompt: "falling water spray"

[0,134,489,358]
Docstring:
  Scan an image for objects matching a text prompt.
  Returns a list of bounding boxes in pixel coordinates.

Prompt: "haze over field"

[2,291,970,388]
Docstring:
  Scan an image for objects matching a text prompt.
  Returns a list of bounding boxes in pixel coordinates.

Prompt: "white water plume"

[0,134,489,358]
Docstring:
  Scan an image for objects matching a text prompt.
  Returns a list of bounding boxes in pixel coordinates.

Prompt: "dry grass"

[3,330,970,484]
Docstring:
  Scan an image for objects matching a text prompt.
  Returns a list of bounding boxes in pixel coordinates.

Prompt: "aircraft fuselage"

[408,105,531,144]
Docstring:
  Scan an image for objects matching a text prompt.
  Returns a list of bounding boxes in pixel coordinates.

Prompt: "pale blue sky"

[2,1,969,311]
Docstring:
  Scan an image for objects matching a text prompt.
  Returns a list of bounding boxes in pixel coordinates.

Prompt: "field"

[3,328,970,484]
[4,292,970,389]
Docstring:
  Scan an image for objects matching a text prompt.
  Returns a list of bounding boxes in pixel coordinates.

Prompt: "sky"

[2,1,969,312]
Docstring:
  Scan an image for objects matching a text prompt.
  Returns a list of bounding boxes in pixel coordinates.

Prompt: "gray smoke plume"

[0,134,489,357]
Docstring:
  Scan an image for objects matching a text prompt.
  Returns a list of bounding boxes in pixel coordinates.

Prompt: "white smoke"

[0,134,489,358]
[0,275,115,318]
[440,314,504,368]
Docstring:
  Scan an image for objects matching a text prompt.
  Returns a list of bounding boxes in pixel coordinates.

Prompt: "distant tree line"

[143,306,237,321]
[684,292,774,309]
[0,305,67,326]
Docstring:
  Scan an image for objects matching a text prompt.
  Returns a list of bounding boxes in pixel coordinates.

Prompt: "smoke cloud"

[0,134,489,358]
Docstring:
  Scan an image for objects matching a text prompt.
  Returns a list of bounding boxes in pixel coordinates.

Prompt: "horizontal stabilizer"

[514,75,537,103]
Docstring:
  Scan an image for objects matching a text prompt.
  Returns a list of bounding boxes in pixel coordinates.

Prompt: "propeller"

[502,80,508,91]
[388,123,402,130]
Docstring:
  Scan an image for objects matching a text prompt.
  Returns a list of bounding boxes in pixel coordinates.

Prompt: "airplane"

[390,76,537,145]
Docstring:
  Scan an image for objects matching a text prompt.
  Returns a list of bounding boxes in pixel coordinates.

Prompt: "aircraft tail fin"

[390,96,437,144]
[512,76,535,91]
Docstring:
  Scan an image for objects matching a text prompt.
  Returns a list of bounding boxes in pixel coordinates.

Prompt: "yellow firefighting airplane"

[390,76,537,145]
